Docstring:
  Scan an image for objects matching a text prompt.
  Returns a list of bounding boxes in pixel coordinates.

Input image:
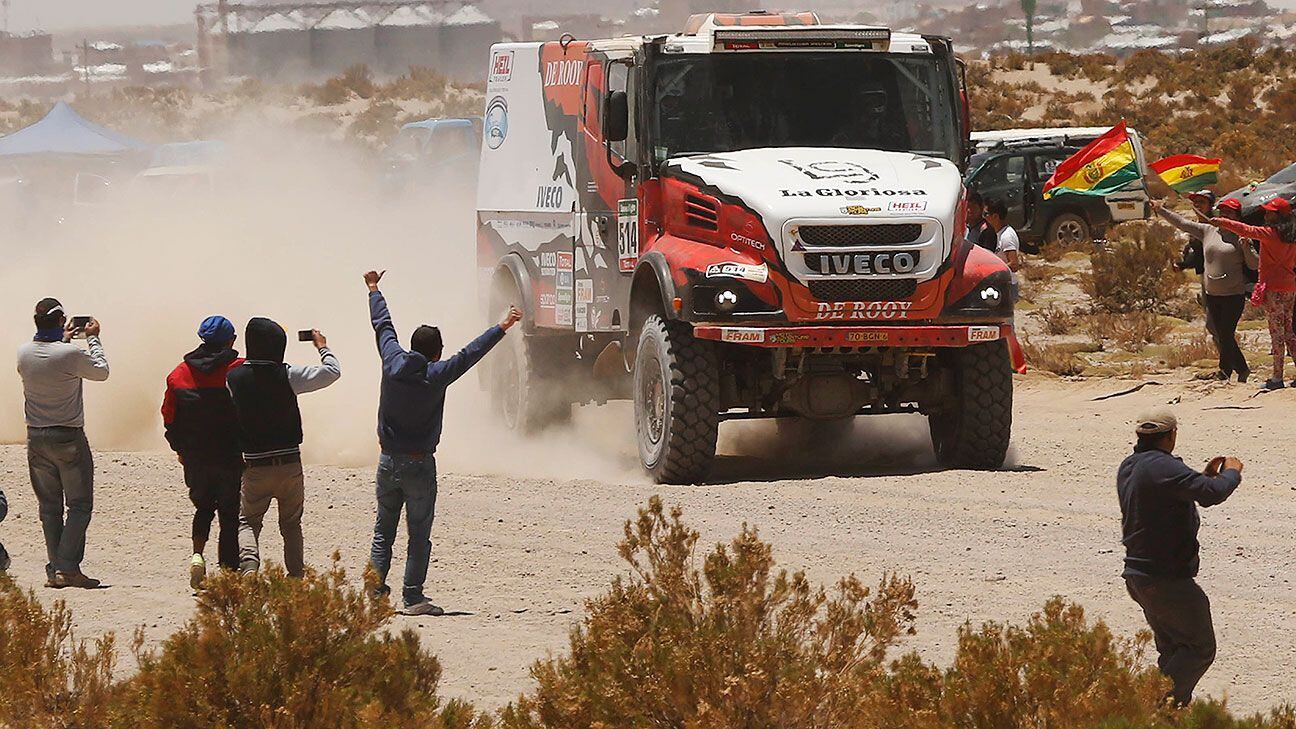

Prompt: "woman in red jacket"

[1208,197,1296,390]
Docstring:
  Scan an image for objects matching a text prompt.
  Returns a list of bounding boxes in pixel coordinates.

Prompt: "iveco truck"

[476,11,1022,483]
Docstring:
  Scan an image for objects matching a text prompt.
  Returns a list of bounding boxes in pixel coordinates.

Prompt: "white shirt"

[17,336,110,428]
[995,226,1020,261]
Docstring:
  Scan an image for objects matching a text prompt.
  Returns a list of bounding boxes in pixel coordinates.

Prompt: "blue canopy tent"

[0,101,152,157]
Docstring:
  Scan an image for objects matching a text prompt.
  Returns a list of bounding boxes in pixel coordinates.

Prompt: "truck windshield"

[652,52,960,163]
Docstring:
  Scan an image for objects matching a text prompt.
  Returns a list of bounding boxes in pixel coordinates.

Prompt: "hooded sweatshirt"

[162,343,244,463]
[227,317,342,462]
[370,290,504,455]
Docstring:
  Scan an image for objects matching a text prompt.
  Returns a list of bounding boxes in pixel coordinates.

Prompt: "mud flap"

[1008,328,1028,374]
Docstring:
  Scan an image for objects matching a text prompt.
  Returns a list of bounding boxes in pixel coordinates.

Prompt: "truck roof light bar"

[713,27,891,51]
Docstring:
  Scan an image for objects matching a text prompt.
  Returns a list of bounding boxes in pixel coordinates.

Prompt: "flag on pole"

[1150,154,1221,194]
[1042,121,1141,199]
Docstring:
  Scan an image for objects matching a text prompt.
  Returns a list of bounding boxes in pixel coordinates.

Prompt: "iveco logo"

[812,252,918,275]
[779,160,880,185]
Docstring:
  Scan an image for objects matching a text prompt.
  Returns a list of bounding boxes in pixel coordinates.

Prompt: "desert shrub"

[1021,338,1086,376]
[1031,303,1077,335]
[499,497,920,728]
[305,65,377,105]
[349,100,403,149]
[1159,333,1218,370]
[380,66,451,101]
[1083,223,1185,314]
[0,574,116,729]
[111,557,486,729]
[1112,312,1175,352]
[941,598,1169,726]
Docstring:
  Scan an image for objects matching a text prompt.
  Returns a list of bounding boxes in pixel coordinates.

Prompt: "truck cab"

[381,117,482,196]
[477,12,1020,483]
[967,127,1151,249]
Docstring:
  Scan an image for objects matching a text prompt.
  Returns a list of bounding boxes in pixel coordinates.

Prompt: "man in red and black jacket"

[161,316,244,589]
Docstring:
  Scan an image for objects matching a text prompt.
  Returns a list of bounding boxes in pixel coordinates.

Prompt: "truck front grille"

[809,279,917,302]
[799,224,922,247]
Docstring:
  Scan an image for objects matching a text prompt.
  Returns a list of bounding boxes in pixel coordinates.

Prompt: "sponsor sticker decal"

[968,326,1001,342]
[841,205,881,216]
[576,279,594,304]
[729,231,766,250]
[536,185,563,208]
[814,300,914,321]
[489,50,514,82]
[887,200,927,213]
[781,187,928,198]
[706,262,769,284]
[720,328,765,344]
[484,96,508,150]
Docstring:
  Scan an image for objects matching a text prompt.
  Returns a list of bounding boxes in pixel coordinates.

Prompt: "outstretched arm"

[367,270,405,367]
[1163,457,1242,507]
[1152,201,1210,239]
[288,335,342,394]
[1212,218,1277,242]
[426,306,523,387]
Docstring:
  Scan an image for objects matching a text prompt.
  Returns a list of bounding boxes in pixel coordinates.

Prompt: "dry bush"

[499,496,921,728]
[1161,333,1219,370]
[111,557,486,729]
[1112,312,1175,352]
[1021,338,1086,376]
[304,65,378,106]
[1031,303,1077,335]
[380,66,451,102]
[0,573,116,729]
[941,598,1169,726]
[1083,223,1185,314]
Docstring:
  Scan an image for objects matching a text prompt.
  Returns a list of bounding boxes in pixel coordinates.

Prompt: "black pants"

[184,460,243,570]
[1204,294,1248,377]
[1125,576,1216,706]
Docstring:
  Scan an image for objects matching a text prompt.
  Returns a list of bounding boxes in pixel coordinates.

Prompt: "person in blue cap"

[161,316,245,589]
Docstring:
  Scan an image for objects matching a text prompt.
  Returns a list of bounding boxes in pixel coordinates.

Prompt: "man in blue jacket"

[364,270,521,615]
[1117,408,1242,707]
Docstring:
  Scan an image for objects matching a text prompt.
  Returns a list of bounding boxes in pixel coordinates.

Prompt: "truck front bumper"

[693,323,1028,372]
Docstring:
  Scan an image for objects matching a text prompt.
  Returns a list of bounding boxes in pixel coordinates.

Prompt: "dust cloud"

[0,117,644,482]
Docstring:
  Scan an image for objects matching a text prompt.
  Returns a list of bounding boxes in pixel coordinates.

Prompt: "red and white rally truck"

[476,11,1022,483]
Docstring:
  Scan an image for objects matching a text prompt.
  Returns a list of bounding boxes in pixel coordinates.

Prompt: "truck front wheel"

[930,340,1013,470]
[634,315,719,484]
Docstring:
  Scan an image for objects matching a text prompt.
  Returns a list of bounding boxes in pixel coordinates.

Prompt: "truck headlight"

[979,284,1002,304]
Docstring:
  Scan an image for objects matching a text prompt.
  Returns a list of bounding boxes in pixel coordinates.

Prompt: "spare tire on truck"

[634,315,719,484]
[929,340,1012,470]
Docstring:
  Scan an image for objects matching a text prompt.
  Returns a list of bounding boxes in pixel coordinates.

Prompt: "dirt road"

[1,375,1293,713]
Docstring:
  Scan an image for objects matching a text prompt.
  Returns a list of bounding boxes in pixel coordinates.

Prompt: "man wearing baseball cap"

[1116,408,1242,706]
[17,297,109,589]
[1209,195,1296,389]
[161,316,245,589]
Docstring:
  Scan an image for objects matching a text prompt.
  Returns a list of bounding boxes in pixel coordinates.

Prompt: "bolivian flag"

[1042,121,1141,199]
[1150,154,1221,194]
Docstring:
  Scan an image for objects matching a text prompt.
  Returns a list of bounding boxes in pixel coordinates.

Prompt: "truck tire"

[1046,212,1091,247]
[929,340,1012,470]
[634,315,719,484]
[490,332,573,432]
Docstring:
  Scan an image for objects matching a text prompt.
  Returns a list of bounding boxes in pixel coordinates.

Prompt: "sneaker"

[1213,370,1231,381]
[0,543,10,572]
[1262,378,1285,391]
[371,583,391,601]
[1238,369,1250,384]
[54,571,101,589]
[189,553,206,590]
[401,600,444,617]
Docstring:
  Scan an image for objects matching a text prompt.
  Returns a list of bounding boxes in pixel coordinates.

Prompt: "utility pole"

[81,38,91,90]
[2,0,10,34]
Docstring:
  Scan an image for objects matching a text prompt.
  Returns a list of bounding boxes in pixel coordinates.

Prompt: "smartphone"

[70,316,92,337]
[297,330,314,342]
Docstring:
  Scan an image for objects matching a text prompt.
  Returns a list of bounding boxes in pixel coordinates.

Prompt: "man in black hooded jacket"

[227,317,341,577]
[162,315,244,588]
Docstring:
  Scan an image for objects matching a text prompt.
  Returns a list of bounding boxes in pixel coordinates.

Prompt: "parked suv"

[967,127,1150,251]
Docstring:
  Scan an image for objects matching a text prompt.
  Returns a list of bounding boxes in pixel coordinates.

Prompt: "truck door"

[575,58,636,334]
[968,153,1028,231]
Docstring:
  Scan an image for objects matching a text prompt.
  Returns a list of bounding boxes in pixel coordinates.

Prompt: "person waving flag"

[1042,121,1142,199]
[1151,154,1222,194]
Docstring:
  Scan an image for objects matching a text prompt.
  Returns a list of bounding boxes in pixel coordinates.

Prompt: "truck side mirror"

[604,91,629,143]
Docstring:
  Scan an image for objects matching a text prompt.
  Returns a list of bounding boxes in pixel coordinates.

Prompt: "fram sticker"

[575,279,594,304]
[968,326,1001,342]
[887,200,927,213]
[705,262,768,284]
[720,328,765,344]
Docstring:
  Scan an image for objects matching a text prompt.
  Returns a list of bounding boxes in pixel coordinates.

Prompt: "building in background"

[0,30,53,75]
[196,1,502,84]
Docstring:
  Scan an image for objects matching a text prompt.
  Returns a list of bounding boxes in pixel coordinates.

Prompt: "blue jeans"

[27,427,94,576]
[369,454,437,606]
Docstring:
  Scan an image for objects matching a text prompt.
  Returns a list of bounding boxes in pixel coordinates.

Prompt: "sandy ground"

[1,374,1294,713]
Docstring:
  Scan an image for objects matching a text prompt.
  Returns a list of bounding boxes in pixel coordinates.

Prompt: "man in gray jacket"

[16,298,110,588]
